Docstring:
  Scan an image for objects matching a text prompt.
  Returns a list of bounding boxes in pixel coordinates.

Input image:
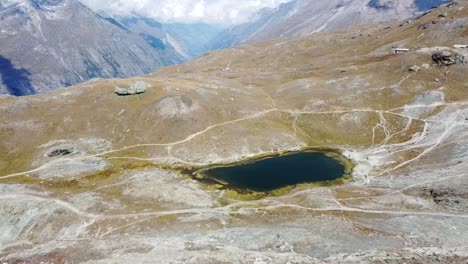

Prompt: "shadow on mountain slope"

[0,55,35,96]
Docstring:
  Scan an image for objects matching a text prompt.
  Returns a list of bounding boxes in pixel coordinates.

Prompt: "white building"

[392,48,410,54]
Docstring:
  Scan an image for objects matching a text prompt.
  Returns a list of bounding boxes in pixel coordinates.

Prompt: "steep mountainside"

[117,16,224,60]
[0,0,183,95]
[214,0,452,49]
[0,1,467,263]
[163,23,225,59]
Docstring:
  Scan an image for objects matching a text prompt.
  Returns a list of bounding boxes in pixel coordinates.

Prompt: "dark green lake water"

[201,151,347,192]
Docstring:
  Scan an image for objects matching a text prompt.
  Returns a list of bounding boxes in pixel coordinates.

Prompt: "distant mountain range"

[113,16,224,60]
[0,0,452,95]
[0,0,184,95]
[213,0,452,49]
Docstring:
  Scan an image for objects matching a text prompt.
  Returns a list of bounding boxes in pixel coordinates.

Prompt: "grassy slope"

[0,2,466,175]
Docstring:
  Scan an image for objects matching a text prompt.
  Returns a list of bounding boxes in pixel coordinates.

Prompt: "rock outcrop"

[409,65,422,72]
[432,50,465,65]
[115,81,151,96]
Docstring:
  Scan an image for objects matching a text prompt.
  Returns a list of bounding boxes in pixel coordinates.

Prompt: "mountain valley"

[0,1,467,262]
[0,0,184,95]
[0,0,456,96]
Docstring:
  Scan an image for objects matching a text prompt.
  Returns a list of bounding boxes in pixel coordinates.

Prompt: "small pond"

[197,151,350,192]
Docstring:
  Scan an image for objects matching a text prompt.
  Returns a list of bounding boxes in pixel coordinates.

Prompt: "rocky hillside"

[0,0,183,95]
[0,1,467,263]
[214,0,453,49]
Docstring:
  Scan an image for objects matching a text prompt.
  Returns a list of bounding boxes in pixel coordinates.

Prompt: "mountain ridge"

[213,0,454,49]
[0,0,183,95]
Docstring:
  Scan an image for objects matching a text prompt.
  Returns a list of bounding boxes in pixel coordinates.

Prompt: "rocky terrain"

[214,0,453,49]
[0,1,467,263]
[0,0,183,95]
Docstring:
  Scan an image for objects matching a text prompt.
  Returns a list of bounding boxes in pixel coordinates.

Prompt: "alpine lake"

[189,150,354,199]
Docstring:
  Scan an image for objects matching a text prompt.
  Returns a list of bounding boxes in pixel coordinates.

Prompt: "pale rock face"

[0,185,85,245]
[338,112,368,127]
[32,158,109,180]
[409,65,422,72]
[115,81,151,96]
[403,90,445,118]
[155,94,200,118]
[29,138,112,180]
[121,169,215,208]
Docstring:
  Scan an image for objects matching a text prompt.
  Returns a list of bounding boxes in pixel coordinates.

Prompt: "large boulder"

[409,65,422,72]
[432,51,465,66]
[115,81,151,96]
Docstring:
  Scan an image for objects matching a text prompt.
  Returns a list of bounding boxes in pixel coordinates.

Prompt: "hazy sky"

[79,0,291,25]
